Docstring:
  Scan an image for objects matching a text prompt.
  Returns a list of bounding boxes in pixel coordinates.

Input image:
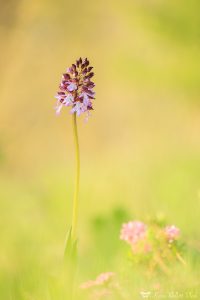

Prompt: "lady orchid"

[55,57,95,118]
[55,58,95,298]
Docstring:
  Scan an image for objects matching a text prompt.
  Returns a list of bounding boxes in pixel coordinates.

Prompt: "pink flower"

[120,221,147,245]
[95,272,114,285]
[80,272,115,289]
[164,225,180,242]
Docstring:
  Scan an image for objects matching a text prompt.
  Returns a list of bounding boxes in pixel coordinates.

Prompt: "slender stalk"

[63,113,79,299]
[71,113,80,240]
[176,251,187,266]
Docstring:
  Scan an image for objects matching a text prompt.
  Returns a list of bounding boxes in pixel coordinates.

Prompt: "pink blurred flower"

[164,225,180,242]
[80,272,115,289]
[120,221,147,245]
[95,272,114,285]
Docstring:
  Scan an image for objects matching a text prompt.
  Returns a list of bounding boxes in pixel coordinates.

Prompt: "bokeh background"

[0,0,200,298]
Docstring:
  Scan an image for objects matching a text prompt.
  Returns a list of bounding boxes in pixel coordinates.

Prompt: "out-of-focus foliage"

[0,0,200,299]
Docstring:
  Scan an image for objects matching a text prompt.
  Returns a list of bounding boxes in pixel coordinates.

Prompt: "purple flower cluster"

[55,58,95,118]
[164,225,180,243]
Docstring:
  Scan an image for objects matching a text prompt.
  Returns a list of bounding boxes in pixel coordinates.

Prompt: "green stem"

[71,113,80,240]
[176,251,187,266]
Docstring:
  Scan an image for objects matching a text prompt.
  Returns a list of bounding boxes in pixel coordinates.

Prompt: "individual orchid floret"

[120,221,147,245]
[164,225,180,243]
[55,57,95,118]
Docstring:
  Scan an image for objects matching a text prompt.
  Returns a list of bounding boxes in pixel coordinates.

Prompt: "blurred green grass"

[0,0,200,298]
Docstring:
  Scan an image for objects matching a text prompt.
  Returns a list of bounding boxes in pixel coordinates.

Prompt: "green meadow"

[0,0,200,299]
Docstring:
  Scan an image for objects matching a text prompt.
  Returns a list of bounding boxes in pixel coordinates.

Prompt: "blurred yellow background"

[0,0,200,298]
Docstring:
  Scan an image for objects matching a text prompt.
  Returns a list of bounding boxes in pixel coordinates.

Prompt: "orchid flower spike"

[55,57,95,119]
